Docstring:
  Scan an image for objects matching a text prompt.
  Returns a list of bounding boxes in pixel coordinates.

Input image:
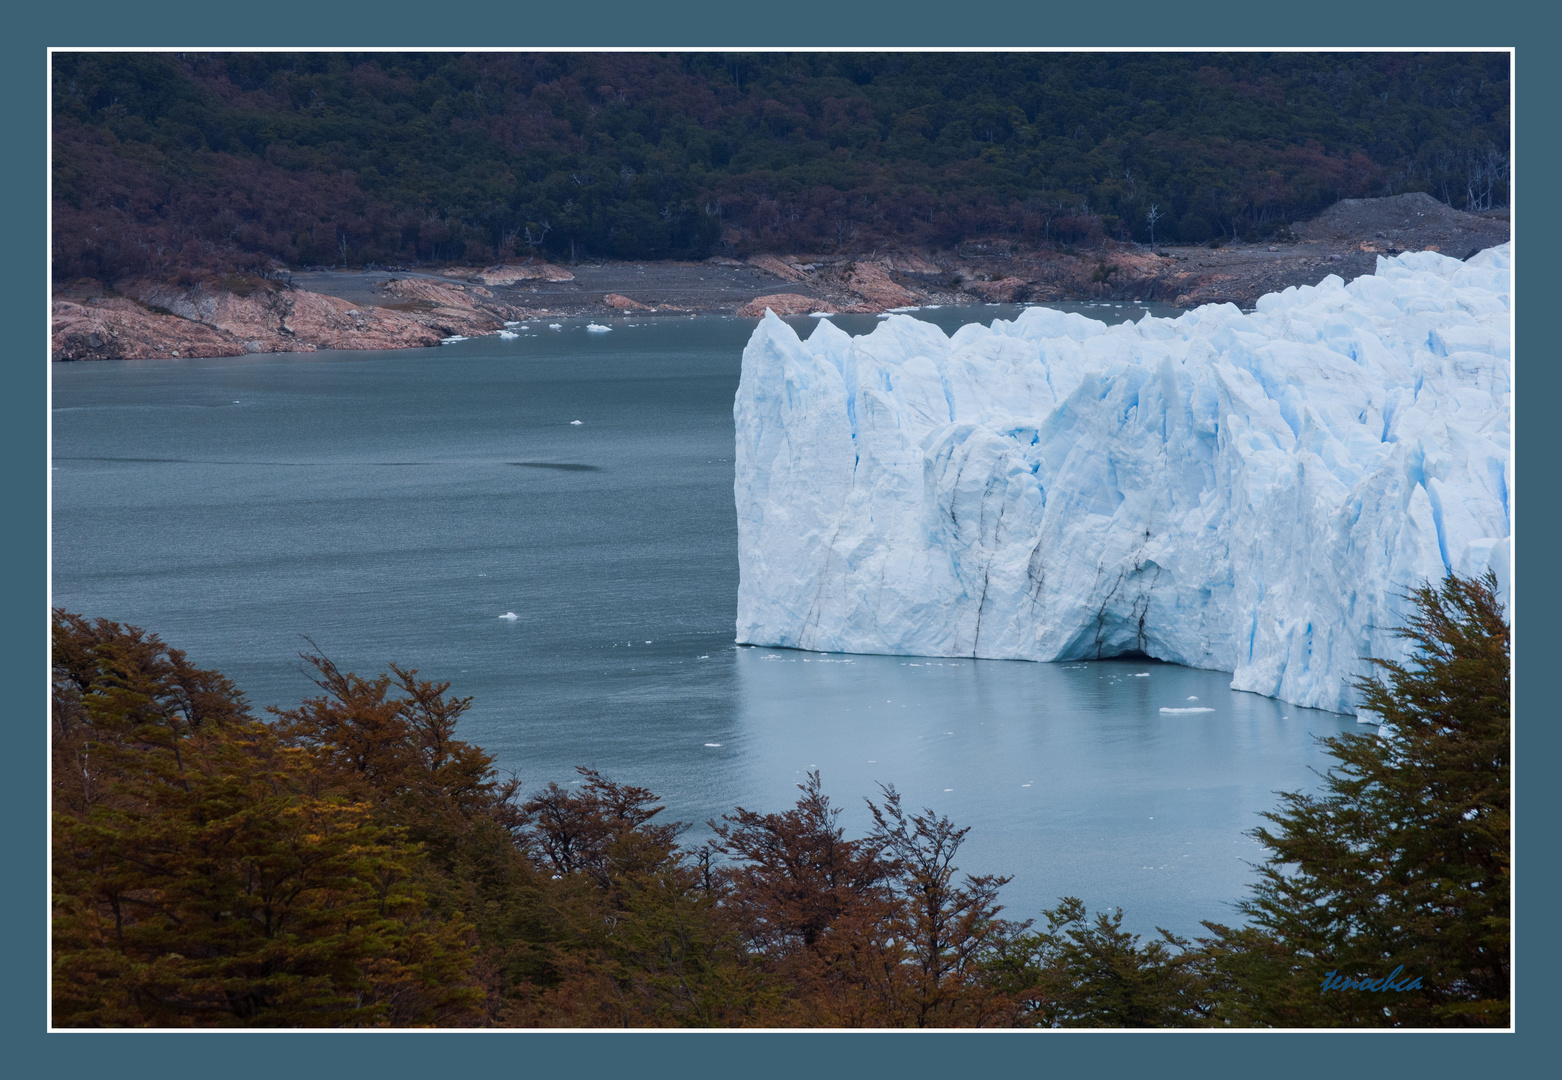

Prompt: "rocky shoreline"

[52,193,1508,362]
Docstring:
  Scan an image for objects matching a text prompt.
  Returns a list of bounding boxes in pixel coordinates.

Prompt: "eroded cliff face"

[51,276,525,361]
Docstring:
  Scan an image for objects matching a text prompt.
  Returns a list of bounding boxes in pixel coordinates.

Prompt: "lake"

[50,303,1360,938]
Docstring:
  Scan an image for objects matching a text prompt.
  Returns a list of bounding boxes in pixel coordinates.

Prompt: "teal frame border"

[9,3,1552,1076]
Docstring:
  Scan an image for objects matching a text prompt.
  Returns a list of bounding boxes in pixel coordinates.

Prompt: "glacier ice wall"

[734,246,1511,714]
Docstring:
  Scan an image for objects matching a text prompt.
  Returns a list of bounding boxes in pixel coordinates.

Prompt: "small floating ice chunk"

[497,330,518,340]
[704,742,723,747]
[586,323,611,333]
[1133,673,1150,677]
[498,611,519,621]
[440,334,468,344]
[1160,706,1215,714]
[503,321,521,327]
[569,420,583,425]
[549,323,562,330]
[1187,696,1199,701]
[808,312,833,318]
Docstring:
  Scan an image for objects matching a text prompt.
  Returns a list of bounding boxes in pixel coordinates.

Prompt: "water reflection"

[730,647,1355,936]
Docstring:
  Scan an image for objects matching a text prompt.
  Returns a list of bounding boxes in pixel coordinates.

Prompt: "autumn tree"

[707,771,898,1024]
[710,771,892,955]
[270,651,542,1019]
[51,613,485,1027]
[862,786,1033,1027]
[504,769,776,1027]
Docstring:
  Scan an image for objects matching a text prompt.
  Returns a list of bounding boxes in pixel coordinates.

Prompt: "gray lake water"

[51,304,1358,938]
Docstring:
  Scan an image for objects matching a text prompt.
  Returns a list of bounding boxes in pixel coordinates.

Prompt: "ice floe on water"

[498,611,519,621]
[440,334,468,344]
[497,330,518,340]
[1161,707,1217,714]
[734,246,1512,714]
[586,323,611,333]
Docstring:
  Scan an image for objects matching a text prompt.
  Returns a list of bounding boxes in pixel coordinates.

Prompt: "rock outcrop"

[375,278,523,336]
[50,273,532,360]
[134,280,445,352]
[840,261,922,311]
[880,253,942,275]
[463,261,576,285]
[738,293,827,318]
[964,277,1032,303]
[747,255,809,283]
[51,298,248,361]
[603,293,653,310]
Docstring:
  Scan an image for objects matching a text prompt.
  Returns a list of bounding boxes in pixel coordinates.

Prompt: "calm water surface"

[51,305,1356,937]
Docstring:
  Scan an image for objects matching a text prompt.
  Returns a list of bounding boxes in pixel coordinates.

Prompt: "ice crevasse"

[733,246,1512,714]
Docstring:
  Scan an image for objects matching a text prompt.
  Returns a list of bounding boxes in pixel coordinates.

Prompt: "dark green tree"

[1198,572,1510,1027]
[987,897,1208,1027]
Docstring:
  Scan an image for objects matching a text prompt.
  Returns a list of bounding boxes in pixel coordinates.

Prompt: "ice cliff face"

[734,246,1511,714]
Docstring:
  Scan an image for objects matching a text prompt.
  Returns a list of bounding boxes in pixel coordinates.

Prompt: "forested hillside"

[52,52,1509,282]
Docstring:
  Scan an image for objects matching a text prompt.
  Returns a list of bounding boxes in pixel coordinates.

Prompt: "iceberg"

[734,246,1512,714]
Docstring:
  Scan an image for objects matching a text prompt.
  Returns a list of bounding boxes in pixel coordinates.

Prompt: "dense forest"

[51,52,1510,283]
[51,575,1509,1027]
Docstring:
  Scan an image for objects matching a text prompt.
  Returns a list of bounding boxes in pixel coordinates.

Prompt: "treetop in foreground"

[50,572,1510,1026]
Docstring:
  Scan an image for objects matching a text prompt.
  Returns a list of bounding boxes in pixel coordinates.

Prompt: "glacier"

[733,246,1512,715]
